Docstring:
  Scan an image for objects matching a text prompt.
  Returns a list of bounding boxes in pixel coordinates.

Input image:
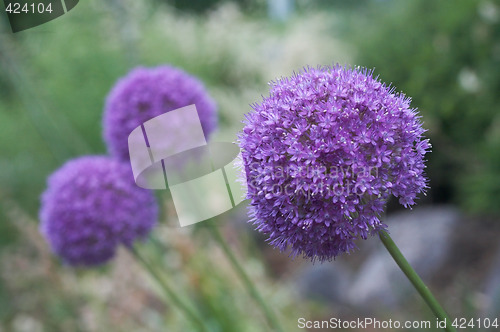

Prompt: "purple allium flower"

[238,65,430,262]
[39,156,158,266]
[103,65,217,161]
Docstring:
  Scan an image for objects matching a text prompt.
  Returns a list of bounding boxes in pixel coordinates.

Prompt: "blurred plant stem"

[206,223,285,332]
[205,173,284,331]
[129,246,209,332]
[379,230,456,332]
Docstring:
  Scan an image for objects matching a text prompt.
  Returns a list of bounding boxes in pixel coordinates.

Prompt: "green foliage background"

[348,0,500,213]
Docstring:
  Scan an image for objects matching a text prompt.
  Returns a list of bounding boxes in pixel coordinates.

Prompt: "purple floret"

[103,65,217,161]
[238,65,430,262]
[39,156,158,266]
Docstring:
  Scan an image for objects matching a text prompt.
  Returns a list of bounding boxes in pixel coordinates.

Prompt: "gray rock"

[484,246,500,317]
[296,263,351,305]
[347,206,459,309]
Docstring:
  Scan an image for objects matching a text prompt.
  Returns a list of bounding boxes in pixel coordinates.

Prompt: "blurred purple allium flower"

[103,65,217,161]
[39,156,158,266]
[238,65,430,262]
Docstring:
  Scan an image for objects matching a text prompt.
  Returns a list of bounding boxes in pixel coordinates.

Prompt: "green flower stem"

[206,223,285,332]
[129,246,209,332]
[379,230,456,332]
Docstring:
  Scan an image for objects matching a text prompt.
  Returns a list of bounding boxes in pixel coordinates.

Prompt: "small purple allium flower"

[238,65,430,262]
[103,65,217,161]
[39,156,158,266]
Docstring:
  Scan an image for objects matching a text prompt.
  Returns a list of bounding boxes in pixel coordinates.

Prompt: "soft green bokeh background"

[0,0,499,331]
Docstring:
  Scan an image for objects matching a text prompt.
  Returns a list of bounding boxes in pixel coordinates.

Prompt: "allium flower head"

[103,65,217,161]
[39,156,158,266]
[238,65,430,262]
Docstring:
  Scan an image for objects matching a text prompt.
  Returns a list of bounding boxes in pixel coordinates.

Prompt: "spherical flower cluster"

[103,65,218,161]
[238,65,430,262]
[39,156,158,266]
